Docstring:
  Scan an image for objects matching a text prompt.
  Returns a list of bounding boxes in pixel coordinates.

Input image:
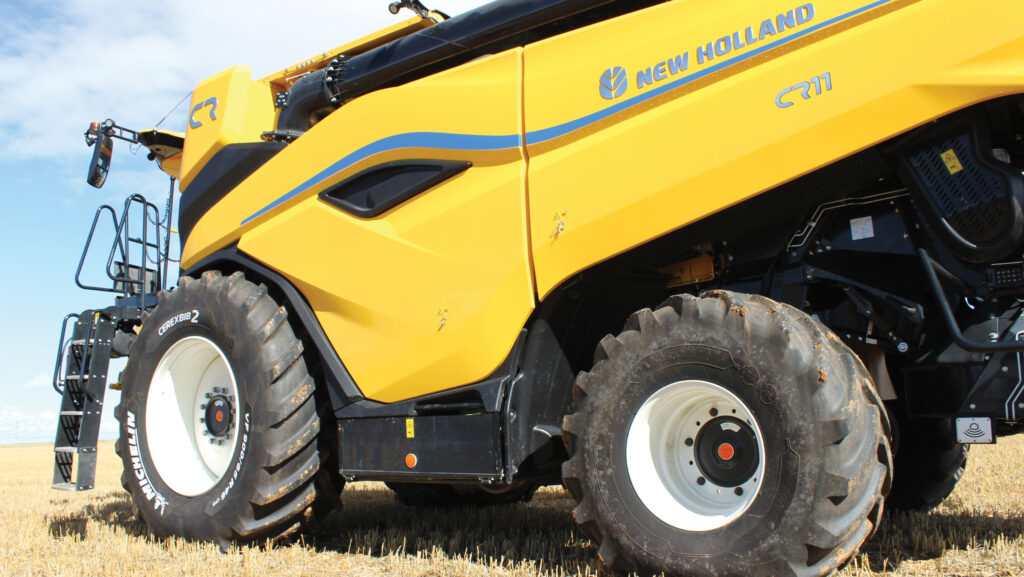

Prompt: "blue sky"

[0,0,490,444]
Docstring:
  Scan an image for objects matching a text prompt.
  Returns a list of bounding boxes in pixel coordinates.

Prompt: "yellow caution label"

[941,149,963,175]
[406,418,415,439]
[659,253,716,288]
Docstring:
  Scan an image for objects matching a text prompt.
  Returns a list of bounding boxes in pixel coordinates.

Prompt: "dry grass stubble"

[1,436,1022,577]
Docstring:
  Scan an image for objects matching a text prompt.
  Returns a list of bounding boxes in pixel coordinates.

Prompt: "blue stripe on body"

[524,0,894,144]
[241,0,893,226]
[240,132,520,225]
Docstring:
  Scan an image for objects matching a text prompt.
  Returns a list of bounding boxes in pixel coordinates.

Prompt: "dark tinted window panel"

[319,160,471,217]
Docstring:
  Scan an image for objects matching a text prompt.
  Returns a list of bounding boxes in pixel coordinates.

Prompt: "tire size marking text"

[210,413,250,509]
[126,410,169,515]
[776,72,832,108]
[158,309,200,336]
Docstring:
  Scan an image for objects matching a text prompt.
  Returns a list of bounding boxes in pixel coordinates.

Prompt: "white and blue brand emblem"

[599,67,628,100]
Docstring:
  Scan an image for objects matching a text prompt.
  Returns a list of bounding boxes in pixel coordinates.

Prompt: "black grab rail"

[74,193,164,302]
[918,248,1024,353]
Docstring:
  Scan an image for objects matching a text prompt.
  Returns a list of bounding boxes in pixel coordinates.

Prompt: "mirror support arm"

[84,119,139,146]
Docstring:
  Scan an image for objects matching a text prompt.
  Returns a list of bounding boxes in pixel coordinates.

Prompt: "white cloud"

[0,397,121,445]
[0,407,58,444]
[0,0,491,162]
[23,372,51,390]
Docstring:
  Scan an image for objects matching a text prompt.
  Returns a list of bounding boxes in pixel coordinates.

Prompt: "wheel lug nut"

[199,417,205,423]
[697,477,706,486]
[734,487,744,496]
[685,438,694,447]
[200,404,206,409]
[205,393,210,398]
[217,440,224,446]
[709,408,718,416]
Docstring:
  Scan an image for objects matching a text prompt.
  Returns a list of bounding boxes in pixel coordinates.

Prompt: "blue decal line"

[240,132,520,225]
[241,0,893,226]
[524,0,894,145]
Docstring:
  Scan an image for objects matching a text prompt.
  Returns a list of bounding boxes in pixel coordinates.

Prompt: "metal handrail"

[51,313,80,395]
[74,194,165,302]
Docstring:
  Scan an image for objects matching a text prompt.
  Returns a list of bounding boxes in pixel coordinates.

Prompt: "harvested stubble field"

[1,437,1022,577]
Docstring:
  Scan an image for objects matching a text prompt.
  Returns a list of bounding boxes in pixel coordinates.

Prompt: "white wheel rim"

[626,379,765,532]
[145,336,240,496]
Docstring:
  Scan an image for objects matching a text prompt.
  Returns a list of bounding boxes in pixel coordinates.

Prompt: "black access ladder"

[50,190,172,491]
[51,311,117,490]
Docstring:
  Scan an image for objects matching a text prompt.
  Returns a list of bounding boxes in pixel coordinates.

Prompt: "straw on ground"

[1,436,1022,577]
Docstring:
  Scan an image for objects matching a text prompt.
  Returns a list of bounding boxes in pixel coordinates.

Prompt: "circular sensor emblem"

[600,67,628,100]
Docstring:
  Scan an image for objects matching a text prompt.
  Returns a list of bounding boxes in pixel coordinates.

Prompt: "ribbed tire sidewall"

[887,410,967,511]
[561,290,892,577]
[115,271,333,544]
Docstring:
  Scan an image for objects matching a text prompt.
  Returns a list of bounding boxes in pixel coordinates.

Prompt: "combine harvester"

[49,1,1024,575]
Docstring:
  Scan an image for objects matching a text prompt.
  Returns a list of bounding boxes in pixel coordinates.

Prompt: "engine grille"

[907,132,1008,246]
[899,116,1024,264]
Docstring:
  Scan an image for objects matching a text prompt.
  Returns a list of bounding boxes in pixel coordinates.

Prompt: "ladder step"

[70,338,107,347]
[54,446,96,453]
[51,482,92,491]
[60,411,84,417]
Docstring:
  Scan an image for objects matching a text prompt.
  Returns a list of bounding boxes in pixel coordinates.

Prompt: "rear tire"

[561,291,891,577]
[115,271,340,545]
[886,408,967,511]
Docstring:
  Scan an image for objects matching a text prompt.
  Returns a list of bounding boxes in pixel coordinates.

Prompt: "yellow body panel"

[524,0,1024,298]
[177,0,1024,402]
[179,66,274,191]
[183,51,533,403]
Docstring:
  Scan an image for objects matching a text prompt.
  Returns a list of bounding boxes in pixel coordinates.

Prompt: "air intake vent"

[319,160,471,217]
[899,115,1024,263]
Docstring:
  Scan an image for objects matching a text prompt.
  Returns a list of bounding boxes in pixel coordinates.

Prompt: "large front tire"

[116,271,339,545]
[562,291,891,577]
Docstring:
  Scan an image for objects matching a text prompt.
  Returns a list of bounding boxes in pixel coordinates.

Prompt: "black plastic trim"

[179,143,287,244]
[503,319,573,478]
[318,160,471,217]
[335,330,525,419]
[182,249,364,407]
[339,413,502,482]
[333,0,622,103]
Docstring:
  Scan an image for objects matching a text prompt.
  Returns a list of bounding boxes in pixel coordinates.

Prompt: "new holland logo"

[599,67,628,100]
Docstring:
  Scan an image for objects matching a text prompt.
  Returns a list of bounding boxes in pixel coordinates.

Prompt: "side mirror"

[87,133,113,188]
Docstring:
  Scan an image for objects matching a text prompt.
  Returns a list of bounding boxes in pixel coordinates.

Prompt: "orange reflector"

[717,443,735,461]
[215,411,224,422]
[405,453,417,468]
